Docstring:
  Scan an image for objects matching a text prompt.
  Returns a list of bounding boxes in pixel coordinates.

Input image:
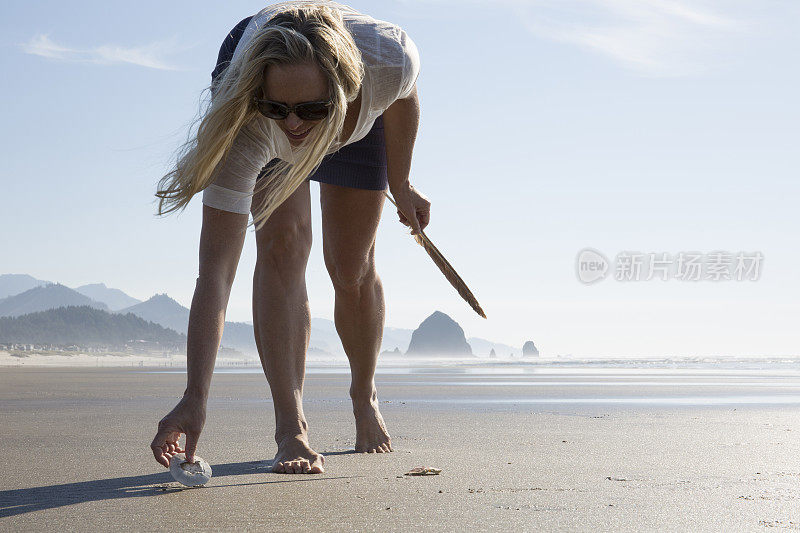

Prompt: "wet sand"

[1,366,800,531]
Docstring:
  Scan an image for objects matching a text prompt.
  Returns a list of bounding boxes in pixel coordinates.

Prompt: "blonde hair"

[156,4,363,229]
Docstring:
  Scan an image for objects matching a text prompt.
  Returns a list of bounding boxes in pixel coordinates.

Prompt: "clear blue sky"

[1,1,798,356]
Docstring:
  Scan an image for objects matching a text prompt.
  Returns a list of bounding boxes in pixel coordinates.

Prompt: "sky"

[1,0,798,357]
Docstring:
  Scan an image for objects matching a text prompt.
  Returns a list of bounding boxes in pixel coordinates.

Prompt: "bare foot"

[353,394,393,453]
[272,434,325,474]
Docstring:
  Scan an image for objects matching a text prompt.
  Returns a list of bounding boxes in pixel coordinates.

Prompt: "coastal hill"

[0,274,530,358]
[406,311,474,357]
[466,337,520,358]
[118,294,259,355]
[0,305,184,347]
[119,294,189,334]
[75,283,141,311]
[309,317,346,354]
[0,284,108,318]
[0,274,51,299]
[0,275,144,315]
[310,317,419,356]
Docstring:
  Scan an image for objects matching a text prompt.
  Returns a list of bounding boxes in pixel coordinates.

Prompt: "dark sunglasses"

[252,97,332,121]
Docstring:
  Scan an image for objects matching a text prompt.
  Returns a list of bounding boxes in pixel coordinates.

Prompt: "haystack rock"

[405,311,473,356]
[522,341,539,357]
[489,348,497,358]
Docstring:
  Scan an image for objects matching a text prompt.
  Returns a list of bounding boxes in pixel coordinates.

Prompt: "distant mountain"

[296,318,514,358]
[119,294,188,333]
[227,321,335,357]
[228,315,340,355]
[1,273,523,357]
[0,305,184,346]
[0,274,51,299]
[467,337,519,358]
[309,317,415,355]
[309,317,344,354]
[381,325,413,354]
[310,318,511,357]
[0,284,108,318]
[74,283,141,311]
[219,322,257,354]
[118,294,257,355]
[406,310,474,357]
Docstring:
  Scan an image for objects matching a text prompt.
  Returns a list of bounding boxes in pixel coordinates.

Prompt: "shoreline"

[2,366,799,530]
[4,349,800,375]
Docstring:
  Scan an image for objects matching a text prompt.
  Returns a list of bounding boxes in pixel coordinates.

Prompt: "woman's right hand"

[150,394,206,468]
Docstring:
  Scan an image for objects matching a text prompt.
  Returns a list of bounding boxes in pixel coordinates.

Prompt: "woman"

[150,1,430,474]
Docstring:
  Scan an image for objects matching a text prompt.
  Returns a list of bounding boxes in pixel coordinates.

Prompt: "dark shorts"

[212,16,388,191]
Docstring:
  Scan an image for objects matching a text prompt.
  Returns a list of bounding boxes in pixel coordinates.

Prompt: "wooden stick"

[384,191,487,319]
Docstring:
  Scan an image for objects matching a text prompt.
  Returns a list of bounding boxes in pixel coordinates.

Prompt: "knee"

[325,253,376,293]
[256,221,312,274]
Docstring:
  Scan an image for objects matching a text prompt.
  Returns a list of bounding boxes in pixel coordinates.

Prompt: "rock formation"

[405,311,473,357]
[522,340,539,357]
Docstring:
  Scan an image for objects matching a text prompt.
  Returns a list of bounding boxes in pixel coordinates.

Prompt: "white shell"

[169,454,212,487]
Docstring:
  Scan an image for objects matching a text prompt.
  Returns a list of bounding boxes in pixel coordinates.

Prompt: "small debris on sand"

[405,467,442,476]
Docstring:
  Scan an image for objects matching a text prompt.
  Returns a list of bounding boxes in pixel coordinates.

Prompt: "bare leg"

[320,183,393,453]
[252,180,324,473]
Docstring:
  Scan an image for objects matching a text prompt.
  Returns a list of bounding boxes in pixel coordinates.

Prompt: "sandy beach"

[2,364,800,531]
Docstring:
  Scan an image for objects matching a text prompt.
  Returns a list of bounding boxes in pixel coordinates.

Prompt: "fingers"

[408,207,422,235]
[150,429,174,469]
[398,208,421,235]
[397,207,428,235]
[397,209,410,227]
[184,431,199,463]
[418,208,430,231]
[151,424,188,468]
[152,449,170,469]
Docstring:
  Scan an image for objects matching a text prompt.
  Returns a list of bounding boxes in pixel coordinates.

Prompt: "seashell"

[404,466,442,476]
[169,454,212,487]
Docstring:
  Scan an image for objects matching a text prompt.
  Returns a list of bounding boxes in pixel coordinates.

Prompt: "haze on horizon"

[1,0,798,358]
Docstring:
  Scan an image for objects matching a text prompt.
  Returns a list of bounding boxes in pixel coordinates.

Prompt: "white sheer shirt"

[201,1,420,214]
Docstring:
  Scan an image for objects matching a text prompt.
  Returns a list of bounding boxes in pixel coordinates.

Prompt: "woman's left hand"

[390,183,430,236]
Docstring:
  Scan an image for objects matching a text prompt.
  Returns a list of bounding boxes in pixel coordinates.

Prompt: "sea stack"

[522,340,539,357]
[406,311,473,356]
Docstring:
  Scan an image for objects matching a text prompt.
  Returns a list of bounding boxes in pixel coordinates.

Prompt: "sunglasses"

[252,97,332,121]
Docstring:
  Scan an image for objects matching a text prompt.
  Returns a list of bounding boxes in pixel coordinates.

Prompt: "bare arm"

[382,85,430,234]
[383,84,420,193]
[151,204,248,467]
[185,204,249,399]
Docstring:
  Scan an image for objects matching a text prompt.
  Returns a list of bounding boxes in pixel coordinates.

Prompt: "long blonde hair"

[156,4,363,229]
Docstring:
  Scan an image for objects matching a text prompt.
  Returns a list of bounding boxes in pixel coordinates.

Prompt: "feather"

[384,192,487,319]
